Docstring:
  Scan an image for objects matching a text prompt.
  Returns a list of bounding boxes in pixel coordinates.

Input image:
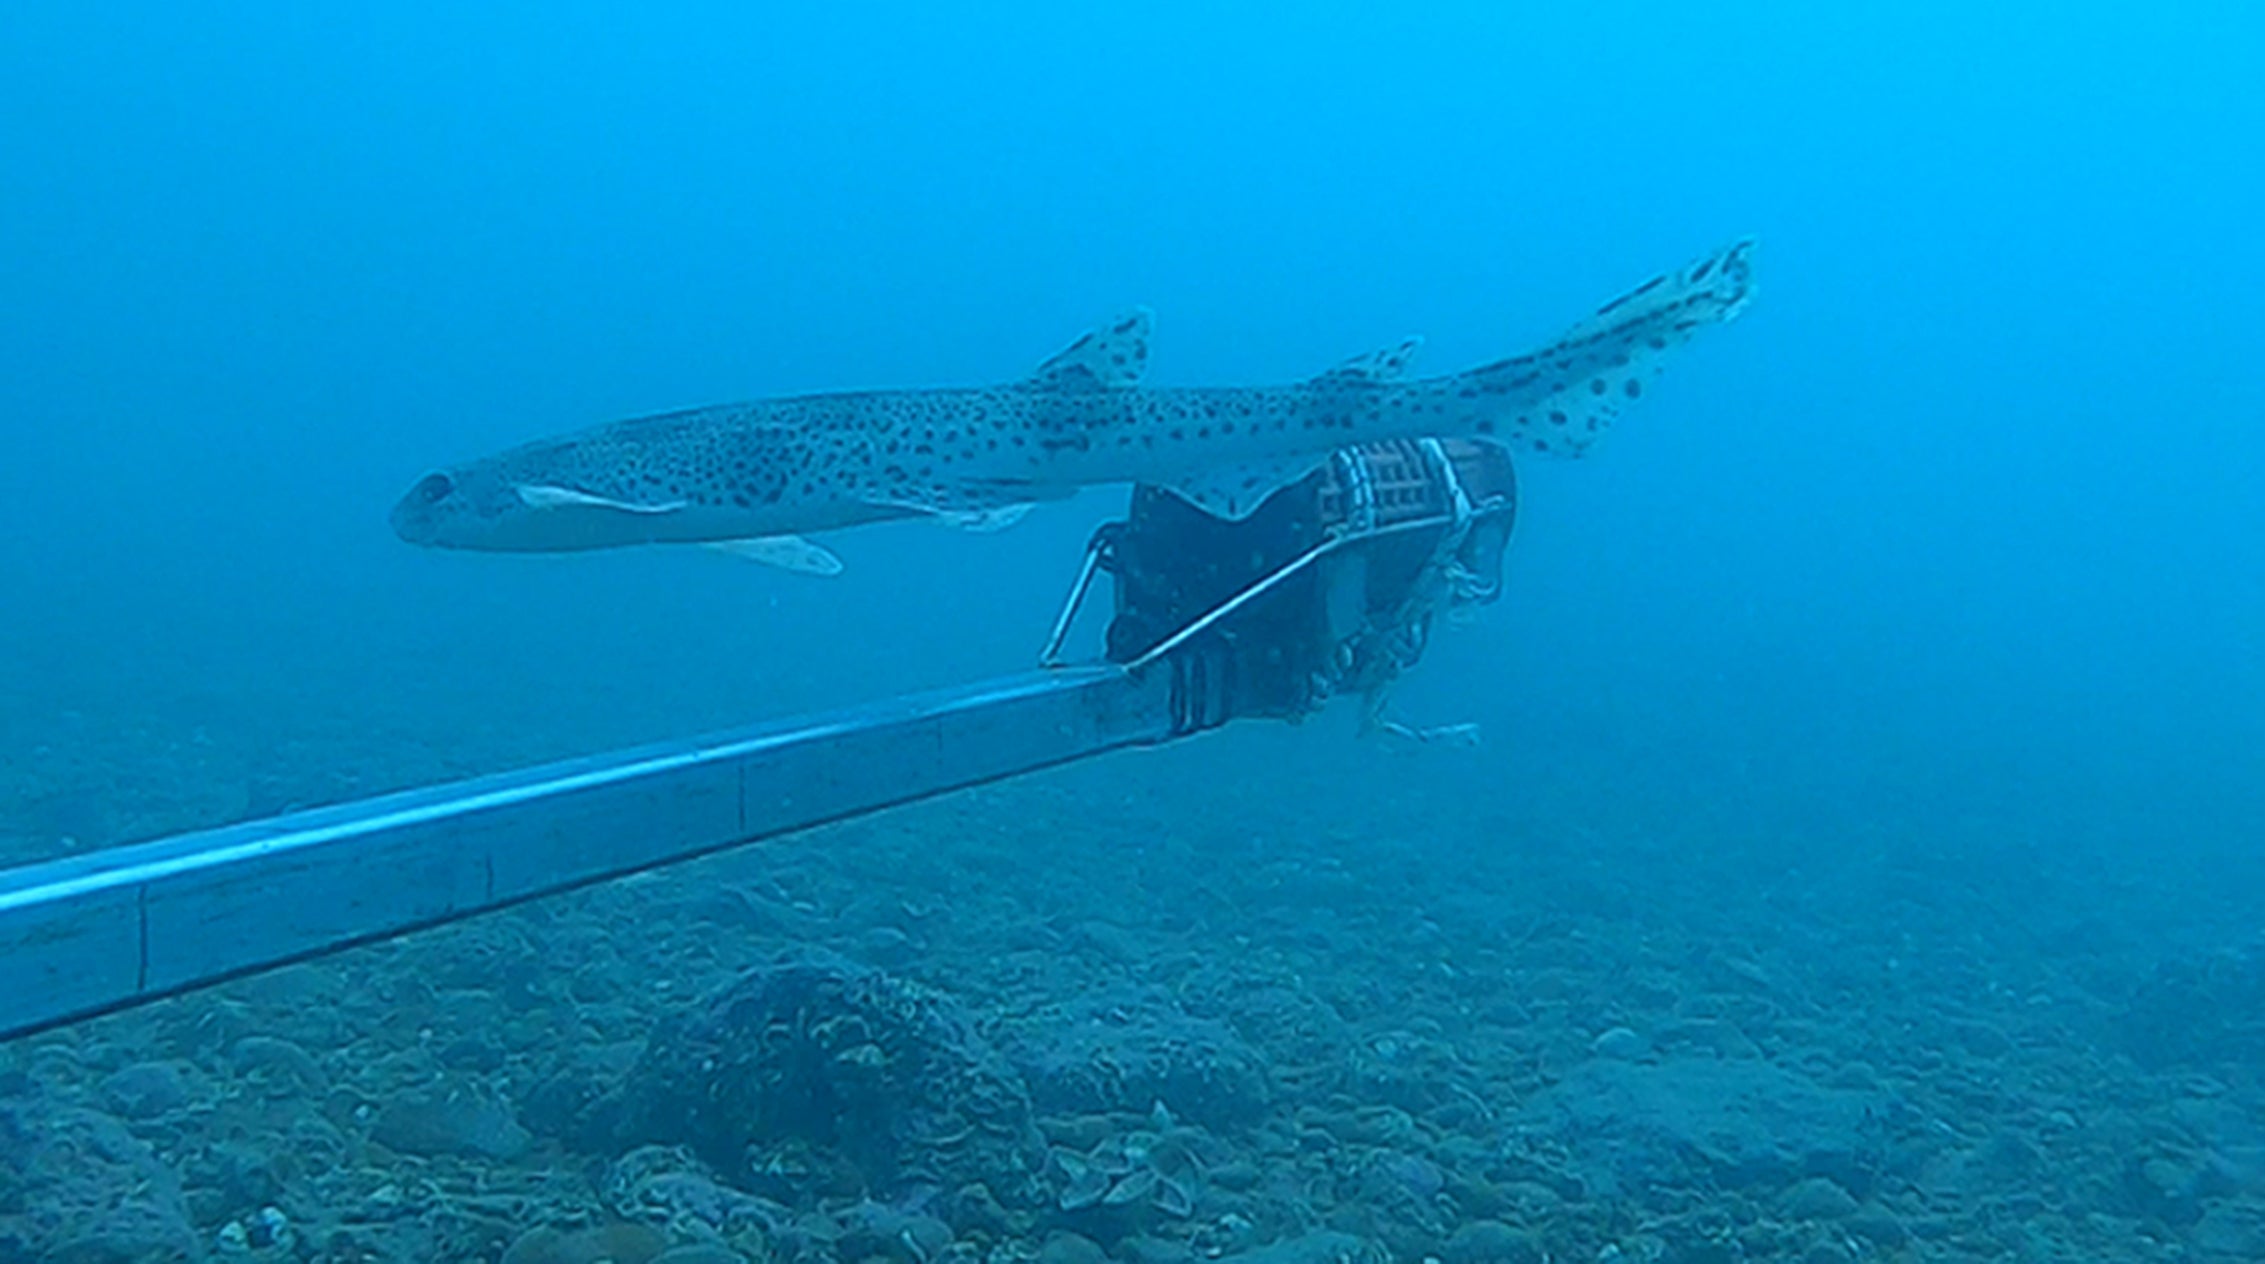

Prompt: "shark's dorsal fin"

[1028,308,1152,390]
[1312,336,1423,384]
[1156,455,1330,521]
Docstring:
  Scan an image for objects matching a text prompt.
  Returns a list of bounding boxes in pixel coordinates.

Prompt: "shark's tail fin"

[1459,238,1756,457]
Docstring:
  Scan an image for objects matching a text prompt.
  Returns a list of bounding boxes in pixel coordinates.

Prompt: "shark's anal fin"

[1312,336,1423,384]
[703,536,844,576]
[1156,455,1329,521]
[1027,308,1153,391]
[516,484,687,514]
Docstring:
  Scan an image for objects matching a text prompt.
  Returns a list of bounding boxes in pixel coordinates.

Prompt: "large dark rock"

[603,950,1046,1206]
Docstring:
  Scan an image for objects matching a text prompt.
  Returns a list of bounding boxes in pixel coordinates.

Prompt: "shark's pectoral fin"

[703,536,844,576]
[1312,336,1424,384]
[1155,456,1330,521]
[1026,308,1152,391]
[516,484,688,514]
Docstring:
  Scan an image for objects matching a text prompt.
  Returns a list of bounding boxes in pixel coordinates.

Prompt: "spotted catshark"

[392,240,1754,573]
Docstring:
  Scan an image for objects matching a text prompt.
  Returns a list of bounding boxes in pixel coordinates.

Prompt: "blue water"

[10,1,2255,892]
[2,3,2263,1259]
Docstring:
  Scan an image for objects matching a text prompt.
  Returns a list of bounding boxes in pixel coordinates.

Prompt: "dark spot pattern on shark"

[388,240,1756,556]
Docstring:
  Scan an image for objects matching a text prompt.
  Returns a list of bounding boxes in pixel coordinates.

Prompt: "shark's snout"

[389,471,456,546]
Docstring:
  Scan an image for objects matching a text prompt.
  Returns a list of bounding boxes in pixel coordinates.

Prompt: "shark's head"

[390,450,668,553]
[391,436,763,553]
[390,461,546,550]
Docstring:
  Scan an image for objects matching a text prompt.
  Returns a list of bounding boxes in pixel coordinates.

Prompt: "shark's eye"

[411,473,454,505]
